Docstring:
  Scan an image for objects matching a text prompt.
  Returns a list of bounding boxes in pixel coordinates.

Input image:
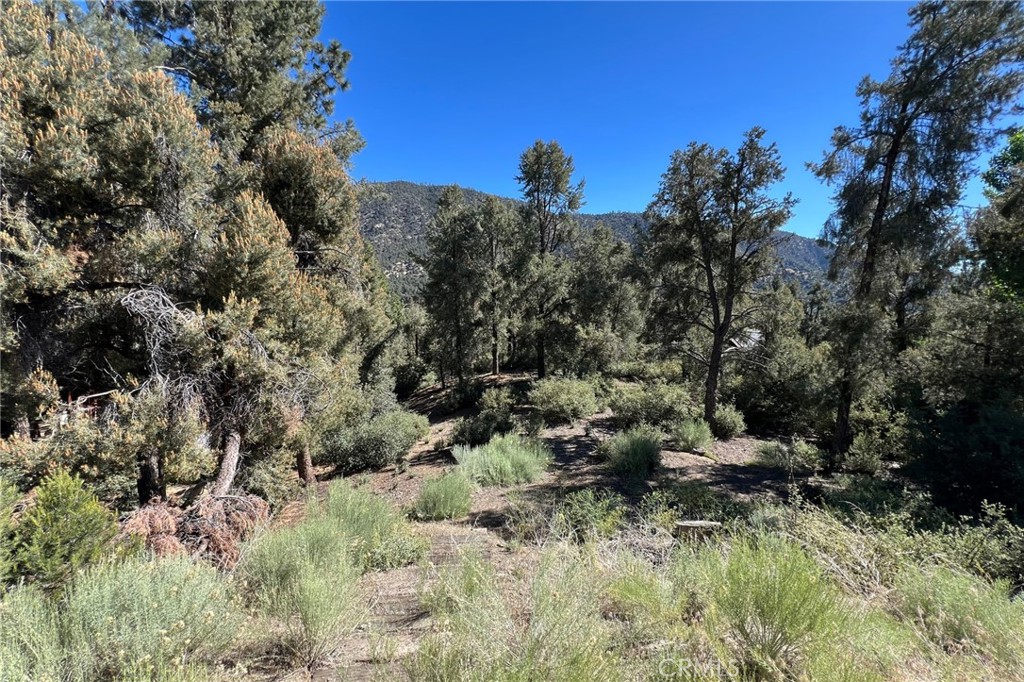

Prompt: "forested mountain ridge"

[358,180,831,296]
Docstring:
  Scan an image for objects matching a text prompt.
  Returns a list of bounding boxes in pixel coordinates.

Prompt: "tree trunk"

[832,118,908,455]
[491,321,500,375]
[832,370,854,455]
[703,334,725,424]
[455,322,465,383]
[15,416,30,440]
[536,333,546,379]
[137,450,165,505]
[894,296,909,354]
[211,430,241,496]
[296,443,316,487]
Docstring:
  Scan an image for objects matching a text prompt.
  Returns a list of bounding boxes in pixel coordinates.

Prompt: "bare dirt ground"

[262,375,784,681]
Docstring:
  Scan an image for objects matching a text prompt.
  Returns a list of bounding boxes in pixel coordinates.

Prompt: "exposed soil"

[259,374,788,681]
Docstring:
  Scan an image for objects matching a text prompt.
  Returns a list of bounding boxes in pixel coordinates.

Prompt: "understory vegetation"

[454,434,551,487]
[412,482,1024,682]
[3,0,1024,679]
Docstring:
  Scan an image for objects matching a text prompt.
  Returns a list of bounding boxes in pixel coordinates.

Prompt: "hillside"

[358,180,831,297]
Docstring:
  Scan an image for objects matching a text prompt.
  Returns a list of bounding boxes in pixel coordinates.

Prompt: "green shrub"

[850,398,909,464]
[671,418,712,452]
[697,536,846,677]
[554,489,627,542]
[893,565,1024,669]
[712,404,746,439]
[408,550,620,681]
[514,552,620,679]
[529,378,598,424]
[659,480,751,522]
[0,585,62,682]
[0,389,213,510]
[455,434,551,487]
[394,358,429,398]
[238,449,301,509]
[449,387,517,447]
[413,473,473,520]
[14,470,118,589]
[241,518,363,667]
[610,382,694,428]
[0,477,20,584]
[320,480,426,571]
[603,553,693,635]
[843,434,884,475]
[597,425,662,479]
[322,409,429,472]
[756,439,823,475]
[441,379,485,412]
[479,386,515,414]
[792,440,825,472]
[65,555,240,681]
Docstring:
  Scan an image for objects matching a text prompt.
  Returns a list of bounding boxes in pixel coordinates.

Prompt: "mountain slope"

[358,181,831,297]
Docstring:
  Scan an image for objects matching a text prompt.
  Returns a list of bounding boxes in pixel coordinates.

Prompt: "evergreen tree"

[1,0,388,504]
[811,0,1024,454]
[516,140,584,378]
[477,196,526,375]
[123,0,359,161]
[565,223,643,374]
[420,186,482,385]
[646,128,794,423]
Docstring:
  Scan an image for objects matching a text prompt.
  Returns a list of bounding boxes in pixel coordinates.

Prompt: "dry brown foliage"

[120,494,270,568]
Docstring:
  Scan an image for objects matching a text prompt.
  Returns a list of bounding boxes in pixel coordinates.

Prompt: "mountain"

[358,180,831,298]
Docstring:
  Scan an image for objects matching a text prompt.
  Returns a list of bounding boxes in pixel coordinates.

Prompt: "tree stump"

[673,520,722,542]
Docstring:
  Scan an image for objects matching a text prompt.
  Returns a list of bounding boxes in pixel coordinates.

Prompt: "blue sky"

[322,1,996,238]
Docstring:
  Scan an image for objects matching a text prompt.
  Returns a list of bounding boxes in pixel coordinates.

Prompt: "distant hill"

[358,181,831,298]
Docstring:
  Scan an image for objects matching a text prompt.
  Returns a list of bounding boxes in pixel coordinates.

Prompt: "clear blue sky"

[322,1,997,238]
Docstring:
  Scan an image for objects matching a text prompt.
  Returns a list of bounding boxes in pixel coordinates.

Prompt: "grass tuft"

[413,472,474,520]
[65,555,240,681]
[597,425,662,479]
[455,434,551,487]
[671,417,713,452]
[320,480,427,571]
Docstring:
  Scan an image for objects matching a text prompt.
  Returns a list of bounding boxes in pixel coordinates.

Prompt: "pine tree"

[420,186,483,385]
[516,140,584,378]
[811,0,1024,454]
[477,196,526,375]
[647,128,794,424]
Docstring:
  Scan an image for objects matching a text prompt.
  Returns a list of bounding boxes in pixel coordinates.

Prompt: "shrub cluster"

[412,472,473,521]
[0,556,240,682]
[555,489,627,542]
[320,409,429,472]
[0,389,214,510]
[597,425,662,480]
[712,403,746,439]
[240,481,424,667]
[6,470,118,590]
[241,518,363,667]
[449,387,517,447]
[320,480,427,571]
[454,434,551,487]
[407,550,618,680]
[671,417,713,452]
[696,537,847,676]
[529,378,599,424]
[610,382,694,429]
[756,439,824,475]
